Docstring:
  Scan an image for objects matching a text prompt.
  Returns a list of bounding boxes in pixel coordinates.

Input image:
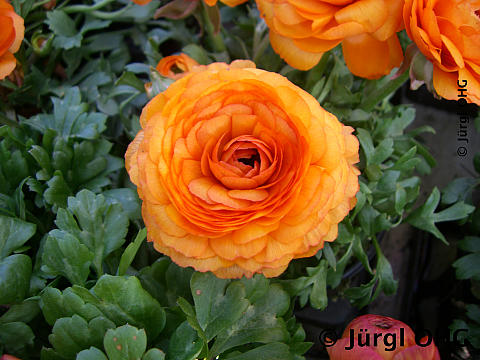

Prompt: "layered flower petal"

[0,0,24,80]
[403,0,480,104]
[126,60,359,278]
[256,0,404,78]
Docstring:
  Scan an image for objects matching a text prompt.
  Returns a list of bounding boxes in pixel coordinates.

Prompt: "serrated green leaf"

[43,171,73,210]
[210,284,290,356]
[191,273,249,341]
[0,254,32,304]
[407,188,475,243]
[104,325,147,360]
[442,178,479,205]
[24,88,107,140]
[167,321,203,360]
[0,214,36,260]
[103,188,141,221]
[42,231,94,285]
[77,347,108,360]
[73,275,166,340]
[55,190,128,276]
[453,253,480,280]
[40,287,104,326]
[0,321,35,354]
[48,315,115,359]
[458,236,480,253]
[143,349,166,360]
[0,298,39,324]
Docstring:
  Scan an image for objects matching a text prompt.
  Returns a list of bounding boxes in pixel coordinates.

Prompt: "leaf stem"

[361,70,409,112]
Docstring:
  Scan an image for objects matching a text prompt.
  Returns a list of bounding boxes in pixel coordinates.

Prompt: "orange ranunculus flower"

[327,315,441,360]
[404,0,480,105]
[125,60,359,279]
[256,0,404,79]
[156,53,200,80]
[1,356,22,360]
[0,0,24,80]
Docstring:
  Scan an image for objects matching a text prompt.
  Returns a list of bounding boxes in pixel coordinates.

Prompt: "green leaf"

[40,287,104,326]
[41,231,94,285]
[191,272,249,341]
[117,228,147,276]
[441,178,479,205]
[143,349,166,360]
[46,10,82,49]
[0,214,36,260]
[322,243,336,271]
[103,188,141,221]
[210,284,290,356]
[74,275,166,340]
[406,188,475,243]
[24,87,107,140]
[0,321,35,354]
[0,254,32,304]
[104,325,147,360]
[0,298,40,324]
[167,321,203,360]
[48,315,115,358]
[225,343,293,360]
[77,347,108,360]
[116,72,145,92]
[453,253,480,280]
[55,190,129,276]
[371,138,394,165]
[308,260,328,310]
[43,171,73,210]
[458,236,480,253]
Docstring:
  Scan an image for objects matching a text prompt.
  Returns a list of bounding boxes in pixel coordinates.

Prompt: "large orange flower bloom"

[125,60,359,279]
[404,0,480,105]
[256,0,404,79]
[327,314,441,360]
[0,0,24,80]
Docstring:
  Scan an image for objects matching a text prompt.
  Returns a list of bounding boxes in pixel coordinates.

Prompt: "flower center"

[237,150,261,168]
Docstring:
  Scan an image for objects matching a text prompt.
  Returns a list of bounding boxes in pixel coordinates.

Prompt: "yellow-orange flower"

[156,53,200,80]
[0,0,24,80]
[328,315,441,360]
[256,0,404,79]
[404,0,480,105]
[125,60,359,279]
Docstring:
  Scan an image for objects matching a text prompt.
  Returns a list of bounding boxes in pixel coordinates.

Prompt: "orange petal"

[269,31,324,71]
[342,33,403,79]
[432,65,458,101]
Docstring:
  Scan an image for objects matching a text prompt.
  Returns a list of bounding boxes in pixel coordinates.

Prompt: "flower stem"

[63,0,116,13]
[201,2,226,53]
[360,69,409,112]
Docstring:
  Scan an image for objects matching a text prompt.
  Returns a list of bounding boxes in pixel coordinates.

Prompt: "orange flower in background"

[327,314,441,360]
[0,355,22,360]
[125,60,359,279]
[256,0,404,79]
[404,0,480,105]
[0,0,24,80]
[156,53,200,80]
